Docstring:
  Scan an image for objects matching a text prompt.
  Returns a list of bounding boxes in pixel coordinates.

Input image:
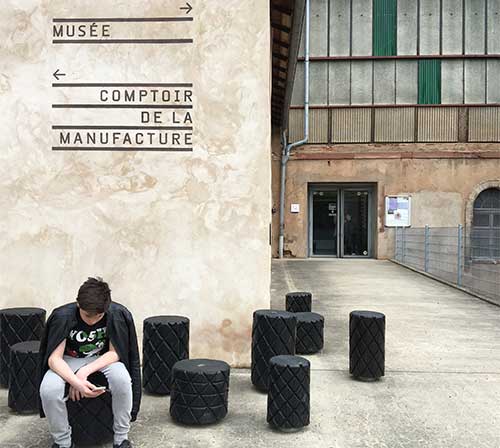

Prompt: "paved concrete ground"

[1,259,500,447]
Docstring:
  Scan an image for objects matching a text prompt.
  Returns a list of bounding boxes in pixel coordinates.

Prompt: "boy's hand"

[70,379,105,401]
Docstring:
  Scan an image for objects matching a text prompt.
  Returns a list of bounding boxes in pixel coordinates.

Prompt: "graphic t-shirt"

[65,311,109,358]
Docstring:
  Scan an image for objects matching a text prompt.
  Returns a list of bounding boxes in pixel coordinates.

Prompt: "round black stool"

[0,307,46,387]
[66,371,114,446]
[251,310,297,391]
[285,292,312,313]
[8,341,40,413]
[143,315,190,395]
[267,355,310,431]
[349,310,385,380]
[295,312,325,354]
[170,359,230,425]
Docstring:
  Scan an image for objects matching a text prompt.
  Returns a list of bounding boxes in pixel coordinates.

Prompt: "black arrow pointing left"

[53,69,66,81]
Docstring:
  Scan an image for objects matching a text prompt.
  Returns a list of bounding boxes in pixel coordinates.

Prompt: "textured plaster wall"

[0,0,271,367]
[272,155,500,259]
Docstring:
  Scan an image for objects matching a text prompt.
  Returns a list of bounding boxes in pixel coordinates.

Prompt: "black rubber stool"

[66,371,114,446]
[267,355,310,431]
[143,315,190,395]
[349,310,385,380]
[0,307,46,387]
[170,359,230,425]
[8,341,40,413]
[285,292,312,313]
[295,312,325,354]
[251,310,297,391]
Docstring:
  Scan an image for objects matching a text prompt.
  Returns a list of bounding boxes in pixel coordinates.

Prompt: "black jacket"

[38,302,141,421]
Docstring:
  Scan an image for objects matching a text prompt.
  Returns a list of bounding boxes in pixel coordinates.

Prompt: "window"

[472,188,500,259]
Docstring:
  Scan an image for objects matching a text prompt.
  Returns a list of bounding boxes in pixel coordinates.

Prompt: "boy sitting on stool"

[39,277,141,448]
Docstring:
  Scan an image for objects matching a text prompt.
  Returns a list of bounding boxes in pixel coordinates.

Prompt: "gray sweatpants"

[40,356,132,447]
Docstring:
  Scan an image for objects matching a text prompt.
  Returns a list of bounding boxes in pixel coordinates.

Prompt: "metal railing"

[394,226,500,306]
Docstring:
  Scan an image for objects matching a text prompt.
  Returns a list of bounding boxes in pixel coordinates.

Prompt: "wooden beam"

[271,22,291,33]
[272,52,288,62]
[273,65,288,74]
[273,39,290,50]
[271,4,293,16]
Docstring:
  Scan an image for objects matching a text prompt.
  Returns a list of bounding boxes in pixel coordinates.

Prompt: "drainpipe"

[278,0,310,258]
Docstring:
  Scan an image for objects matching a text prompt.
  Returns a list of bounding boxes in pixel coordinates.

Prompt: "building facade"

[272,0,500,259]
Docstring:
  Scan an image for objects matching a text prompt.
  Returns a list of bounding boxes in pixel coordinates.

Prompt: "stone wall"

[0,0,271,367]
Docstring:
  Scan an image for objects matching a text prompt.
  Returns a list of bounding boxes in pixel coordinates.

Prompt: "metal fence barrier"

[394,226,500,306]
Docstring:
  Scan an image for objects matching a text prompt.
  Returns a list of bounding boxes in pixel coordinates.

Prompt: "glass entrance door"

[309,185,373,258]
[311,190,338,256]
[342,190,370,257]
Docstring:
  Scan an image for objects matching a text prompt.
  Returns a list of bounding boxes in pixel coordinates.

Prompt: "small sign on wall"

[291,203,300,213]
[385,196,411,227]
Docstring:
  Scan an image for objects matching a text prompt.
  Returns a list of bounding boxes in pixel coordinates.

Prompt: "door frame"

[308,183,377,258]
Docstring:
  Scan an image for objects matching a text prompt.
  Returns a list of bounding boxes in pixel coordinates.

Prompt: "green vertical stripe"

[418,60,442,104]
[373,0,397,56]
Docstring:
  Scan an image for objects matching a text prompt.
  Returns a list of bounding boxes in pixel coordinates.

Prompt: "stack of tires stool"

[170,359,230,425]
[285,292,312,313]
[267,355,310,431]
[143,315,189,395]
[285,292,325,355]
[0,307,46,387]
[251,310,297,391]
[349,310,385,380]
[8,341,40,413]
[295,312,324,354]
[66,371,114,446]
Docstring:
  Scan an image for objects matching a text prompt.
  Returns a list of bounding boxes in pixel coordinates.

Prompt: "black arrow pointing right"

[180,2,192,14]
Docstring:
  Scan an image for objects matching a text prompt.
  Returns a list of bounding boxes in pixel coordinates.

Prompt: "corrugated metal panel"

[469,107,500,142]
[488,0,500,54]
[418,108,459,142]
[487,60,500,103]
[374,60,396,104]
[465,59,486,103]
[442,60,464,103]
[465,0,485,54]
[351,61,373,104]
[332,108,372,143]
[330,0,351,56]
[418,60,441,104]
[397,0,418,55]
[310,62,329,105]
[329,61,351,104]
[373,0,397,56]
[310,0,328,56]
[374,108,415,142]
[288,109,329,144]
[352,0,373,56]
[309,109,329,143]
[289,109,304,142]
[442,0,464,54]
[396,60,418,103]
[419,0,440,54]
[291,62,304,106]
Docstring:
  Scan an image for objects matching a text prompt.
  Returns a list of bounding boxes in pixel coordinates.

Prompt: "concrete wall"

[272,151,500,259]
[0,0,271,367]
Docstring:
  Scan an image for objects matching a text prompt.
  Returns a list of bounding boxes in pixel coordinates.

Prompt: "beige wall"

[0,1,271,367]
[272,154,500,259]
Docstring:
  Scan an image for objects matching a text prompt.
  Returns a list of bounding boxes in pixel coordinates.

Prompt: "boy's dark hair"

[76,277,111,314]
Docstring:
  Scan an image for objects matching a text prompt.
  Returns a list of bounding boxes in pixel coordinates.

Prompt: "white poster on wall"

[385,196,411,227]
